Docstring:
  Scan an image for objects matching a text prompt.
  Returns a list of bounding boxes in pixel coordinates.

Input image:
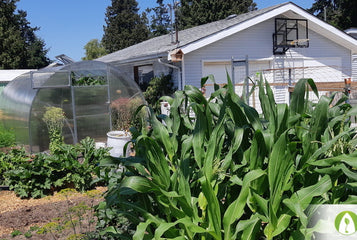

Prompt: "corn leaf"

[223,169,266,239]
[133,220,154,240]
[283,175,331,226]
[137,136,170,190]
[290,78,309,114]
[119,176,154,195]
[268,131,294,219]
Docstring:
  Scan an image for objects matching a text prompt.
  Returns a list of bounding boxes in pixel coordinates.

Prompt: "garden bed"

[0,187,106,239]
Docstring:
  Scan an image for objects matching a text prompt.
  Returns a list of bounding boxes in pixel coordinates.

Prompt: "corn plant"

[97,75,357,239]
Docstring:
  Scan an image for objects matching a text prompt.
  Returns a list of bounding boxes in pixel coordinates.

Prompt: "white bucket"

[106,131,132,157]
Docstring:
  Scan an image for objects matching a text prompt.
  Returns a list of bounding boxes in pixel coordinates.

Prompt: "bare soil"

[0,187,106,240]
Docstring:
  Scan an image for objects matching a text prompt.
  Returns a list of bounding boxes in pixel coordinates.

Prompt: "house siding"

[352,54,357,82]
[183,17,353,107]
[184,18,275,88]
[184,18,352,87]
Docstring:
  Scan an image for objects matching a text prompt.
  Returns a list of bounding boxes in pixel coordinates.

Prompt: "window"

[134,65,154,91]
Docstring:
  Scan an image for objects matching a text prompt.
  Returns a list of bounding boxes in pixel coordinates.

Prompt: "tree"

[82,39,107,60]
[102,0,149,53]
[147,0,171,37]
[308,0,357,30]
[0,0,50,69]
[177,0,257,30]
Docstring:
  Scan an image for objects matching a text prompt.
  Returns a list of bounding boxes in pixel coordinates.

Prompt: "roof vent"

[55,54,75,65]
[226,14,237,20]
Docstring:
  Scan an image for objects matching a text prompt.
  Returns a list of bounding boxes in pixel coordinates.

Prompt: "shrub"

[96,76,357,239]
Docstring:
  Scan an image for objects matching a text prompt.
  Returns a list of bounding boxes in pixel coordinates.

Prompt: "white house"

[97,2,357,109]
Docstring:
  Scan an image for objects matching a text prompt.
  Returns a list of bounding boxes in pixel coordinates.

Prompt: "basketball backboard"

[273,18,309,54]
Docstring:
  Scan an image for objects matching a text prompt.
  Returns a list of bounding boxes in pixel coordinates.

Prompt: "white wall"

[184,18,275,88]
[183,16,353,109]
[183,17,352,87]
[352,55,357,82]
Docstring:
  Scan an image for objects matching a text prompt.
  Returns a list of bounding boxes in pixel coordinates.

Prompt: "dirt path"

[0,187,106,239]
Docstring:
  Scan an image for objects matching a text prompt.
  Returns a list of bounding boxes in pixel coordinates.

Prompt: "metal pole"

[324,6,327,22]
[231,56,235,87]
[169,3,174,44]
[107,66,112,131]
[288,68,292,102]
[245,55,249,105]
[70,71,78,144]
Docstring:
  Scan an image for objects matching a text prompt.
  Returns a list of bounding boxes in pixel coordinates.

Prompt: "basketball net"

[289,39,309,47]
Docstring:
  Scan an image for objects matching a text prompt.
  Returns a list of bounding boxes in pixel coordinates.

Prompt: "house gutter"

[158,58,182,90]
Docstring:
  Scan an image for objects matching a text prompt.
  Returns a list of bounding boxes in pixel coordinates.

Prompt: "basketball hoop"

[273,18,309,54]
[289,39,309,47]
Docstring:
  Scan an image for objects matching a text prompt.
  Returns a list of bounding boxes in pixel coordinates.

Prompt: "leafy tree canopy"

[82,39,107,60]
[102,0,149,53]
[146,0,171,38]
[0,0,50,69]
[177,0,257,30]
[308,0,357,30]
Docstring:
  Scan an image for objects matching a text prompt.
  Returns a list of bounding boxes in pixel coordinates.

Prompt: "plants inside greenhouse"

[95,76,357,239]
[42,106,66,153]
[71,72,106,86]
[0,124,15,148]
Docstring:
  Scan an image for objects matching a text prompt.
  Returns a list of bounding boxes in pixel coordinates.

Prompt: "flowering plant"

[43,106,66,152]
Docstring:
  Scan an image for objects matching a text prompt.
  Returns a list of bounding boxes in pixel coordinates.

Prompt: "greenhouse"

[0,61,144,152]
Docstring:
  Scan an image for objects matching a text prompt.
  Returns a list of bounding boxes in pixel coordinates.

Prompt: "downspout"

[158,58,182,90]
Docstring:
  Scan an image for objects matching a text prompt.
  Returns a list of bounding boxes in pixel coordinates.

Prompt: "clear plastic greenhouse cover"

[0,61,145,152]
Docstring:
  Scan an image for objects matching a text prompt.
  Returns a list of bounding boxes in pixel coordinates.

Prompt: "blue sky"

[16,0,315,62]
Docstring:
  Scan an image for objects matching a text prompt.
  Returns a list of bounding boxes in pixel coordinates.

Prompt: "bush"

[96,76,357,239]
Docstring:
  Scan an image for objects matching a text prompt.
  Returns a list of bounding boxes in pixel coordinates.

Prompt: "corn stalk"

[98,75,357,239]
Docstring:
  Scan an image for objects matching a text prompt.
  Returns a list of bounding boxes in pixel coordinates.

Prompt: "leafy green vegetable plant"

[5,137,111,198]
[0,147,28,185]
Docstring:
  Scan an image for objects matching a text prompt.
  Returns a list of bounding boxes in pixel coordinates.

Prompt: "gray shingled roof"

[97,2,290,64]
